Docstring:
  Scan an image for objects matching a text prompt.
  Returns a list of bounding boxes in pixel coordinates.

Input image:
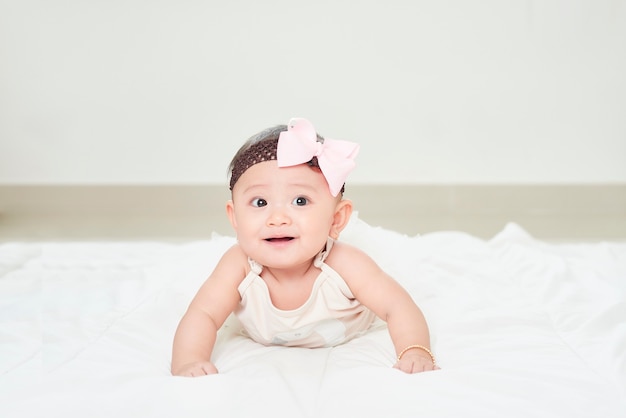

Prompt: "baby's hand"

[172,361,218,377]
[393,352,439,374]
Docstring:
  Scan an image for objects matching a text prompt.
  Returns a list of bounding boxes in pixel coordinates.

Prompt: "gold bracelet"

[397,344,436,365]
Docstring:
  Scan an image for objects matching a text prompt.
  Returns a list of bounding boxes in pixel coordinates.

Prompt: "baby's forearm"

[388,304,438,373]
[171,308,218,374]
[386,302,432,357]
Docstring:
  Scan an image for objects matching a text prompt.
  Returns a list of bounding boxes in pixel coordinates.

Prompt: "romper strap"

[313,237,335,268]
[247,257,263,275]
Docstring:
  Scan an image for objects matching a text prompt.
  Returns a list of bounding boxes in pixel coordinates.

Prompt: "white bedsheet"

[1,215,625,417]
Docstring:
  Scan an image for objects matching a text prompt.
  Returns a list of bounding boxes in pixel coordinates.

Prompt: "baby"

[171,118,438,376]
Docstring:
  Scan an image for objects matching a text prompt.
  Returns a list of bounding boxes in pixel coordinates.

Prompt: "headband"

[229,138,279,191]
[229,118,359,197]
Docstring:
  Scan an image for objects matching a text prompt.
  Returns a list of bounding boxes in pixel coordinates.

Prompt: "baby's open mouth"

[265,237,294,242]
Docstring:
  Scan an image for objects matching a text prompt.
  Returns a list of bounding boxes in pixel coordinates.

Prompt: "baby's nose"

[267,207,291,226]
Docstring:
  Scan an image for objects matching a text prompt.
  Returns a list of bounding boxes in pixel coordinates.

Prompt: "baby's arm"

[329,243,438,374]
[171,245,246,377]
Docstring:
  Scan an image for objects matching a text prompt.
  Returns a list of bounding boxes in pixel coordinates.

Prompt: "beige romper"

[234,238,378,348]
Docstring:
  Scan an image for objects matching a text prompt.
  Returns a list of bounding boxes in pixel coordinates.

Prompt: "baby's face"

[228,160,341,269]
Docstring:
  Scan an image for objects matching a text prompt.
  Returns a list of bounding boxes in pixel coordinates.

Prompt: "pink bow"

[277,118,359,197]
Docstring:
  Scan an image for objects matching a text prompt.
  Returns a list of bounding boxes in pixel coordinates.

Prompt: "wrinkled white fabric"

[1,216,625,418]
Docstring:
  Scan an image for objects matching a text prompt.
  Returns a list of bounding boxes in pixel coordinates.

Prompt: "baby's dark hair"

[228,124,338,192]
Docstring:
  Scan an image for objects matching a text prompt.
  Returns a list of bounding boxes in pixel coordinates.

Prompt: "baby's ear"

[226,200,237,230]
[329,199,353,239]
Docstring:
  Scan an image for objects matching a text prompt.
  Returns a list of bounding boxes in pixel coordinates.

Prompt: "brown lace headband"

[228,137,341,194]
[229,118,355,195]
[229,138,279,191]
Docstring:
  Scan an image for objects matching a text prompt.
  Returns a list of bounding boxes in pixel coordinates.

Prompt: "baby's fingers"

[177,361,218,377]
[394,358,438,374]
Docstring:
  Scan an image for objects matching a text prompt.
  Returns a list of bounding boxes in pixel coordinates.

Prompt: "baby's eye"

[292,196,308,206]
[251,198,267,207]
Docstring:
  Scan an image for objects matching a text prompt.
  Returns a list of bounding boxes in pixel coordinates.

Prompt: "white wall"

[1,0,624,185]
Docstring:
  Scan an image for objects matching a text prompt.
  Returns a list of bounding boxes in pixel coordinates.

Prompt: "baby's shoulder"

[214,243,252,277]
[326,241,377,269]
[325,241,386,289]
[329,240,370,257]
[222,242,249,260]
